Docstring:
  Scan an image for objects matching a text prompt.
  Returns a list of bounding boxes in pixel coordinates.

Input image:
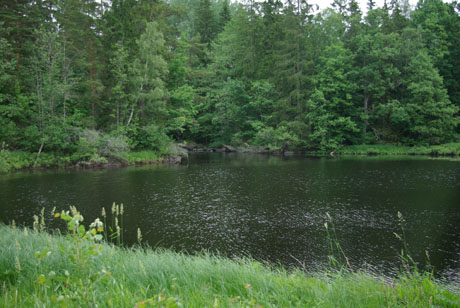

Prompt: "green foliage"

[0,142,12,172]
[218,0,231,32]
[272,0,314,118]
[305,42,360,150]
[110,41,131,130]
[1,0,460,168]
[253,126,300,150]
[337,143,460,156]
[403,51,459,144]
[0,32,13,103]
[211,78,250,143]
[167,85,198,139]
[0,146,75,171]
[123,150,161,164]
[131,21,169,127]
[306,90,359,151]
[32,206,110,307]
[196,0,217,47]
[167,52,190,89]
[98,134,130,160]
[72,129,128,162]
[134,124,172,153]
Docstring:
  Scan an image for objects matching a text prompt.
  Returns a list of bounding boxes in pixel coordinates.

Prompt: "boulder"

[223,145,238,152]
[165,155,182,164]
[180,144,196,151]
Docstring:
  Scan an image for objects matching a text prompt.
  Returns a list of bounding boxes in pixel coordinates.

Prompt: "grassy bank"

[1,225,458,307]
[233,142,460,157]
[0,149,182,173]
[336,143,460,156]
[2,143,460,173]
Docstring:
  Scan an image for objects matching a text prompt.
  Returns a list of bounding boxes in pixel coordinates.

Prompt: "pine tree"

[367,0,376,11]
[412,0,460,110]
[271,0,315,143]
[0,0,47,69]
[259,0,283,79]
[218,0,232,32]
[196,0,216,46]
[56,0,103,120]
[0,31,17,146]
[110,41,130,130]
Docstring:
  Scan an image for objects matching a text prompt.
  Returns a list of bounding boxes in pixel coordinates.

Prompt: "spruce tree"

[196,0,216,46]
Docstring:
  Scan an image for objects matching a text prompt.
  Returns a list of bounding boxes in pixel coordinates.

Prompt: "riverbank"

[1,225,458,307]
[178,142,460,157]
[0,149,184,173]
[2,142,460,173]
[335,143,460,156]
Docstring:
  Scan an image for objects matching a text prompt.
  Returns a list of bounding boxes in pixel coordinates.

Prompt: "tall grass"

[122,150,161,164]
[0,208,459,307]
[338,143,460,156]
[0,149,168,172]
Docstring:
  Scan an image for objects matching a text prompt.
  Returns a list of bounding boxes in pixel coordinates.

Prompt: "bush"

[252,126,300,150]
[135,124,171,153]
[98,134,129,160]
[0,142,11,172]
[73,129,129,162]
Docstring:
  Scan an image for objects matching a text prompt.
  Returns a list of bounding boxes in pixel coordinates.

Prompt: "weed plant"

[324,212,353,273]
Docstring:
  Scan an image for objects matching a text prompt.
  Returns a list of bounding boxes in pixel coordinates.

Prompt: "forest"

[1,0,460,167]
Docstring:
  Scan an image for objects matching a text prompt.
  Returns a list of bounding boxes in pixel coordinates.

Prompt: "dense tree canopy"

[0,0,459,157]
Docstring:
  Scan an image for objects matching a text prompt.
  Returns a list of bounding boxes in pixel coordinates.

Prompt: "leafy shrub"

[98,134,129,160]
[73,129,129,162]
[0,142,11,172]
[30,207,109,306]
[135,124,171,153]
[252,126,300,150]
[72,129,99,161]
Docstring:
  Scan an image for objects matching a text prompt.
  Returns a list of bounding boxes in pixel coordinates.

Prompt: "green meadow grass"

[0,150,164,172]
[122,150,161,164]
[1,224,459,308]
[337,143,460,156]
[0,151,71,172]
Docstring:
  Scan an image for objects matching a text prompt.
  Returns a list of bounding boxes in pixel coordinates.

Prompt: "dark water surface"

[1,153,459,281]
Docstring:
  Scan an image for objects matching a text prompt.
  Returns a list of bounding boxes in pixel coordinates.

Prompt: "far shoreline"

[1,142,459,173]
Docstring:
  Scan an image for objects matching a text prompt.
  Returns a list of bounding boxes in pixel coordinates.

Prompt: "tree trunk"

[126,106,134,127]
[116,102,119,129]
[296,23,301,111]
[63,33,67,122]
[33,140,45,168]
[249,0,256,77]
[89,38,95,117]
[15,21,20,69]
[363,94,370,134]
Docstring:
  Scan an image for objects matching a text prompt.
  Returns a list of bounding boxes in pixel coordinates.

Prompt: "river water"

[1,153,459,282]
